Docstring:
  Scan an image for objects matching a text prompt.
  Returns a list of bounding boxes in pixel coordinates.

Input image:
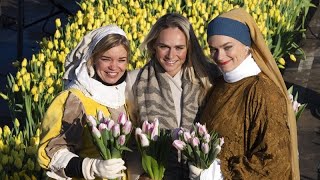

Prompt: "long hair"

[140,13,215,94]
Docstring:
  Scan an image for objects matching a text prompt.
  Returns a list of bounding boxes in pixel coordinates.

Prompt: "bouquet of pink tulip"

[86,110,133,160]
[135,118,171,180]
[287,86,307,120]
[172,122,224,169]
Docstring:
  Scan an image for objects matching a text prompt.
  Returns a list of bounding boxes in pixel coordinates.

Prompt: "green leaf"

[287,86,293,94]
[119,146,132,152]
[94,136,108,160]
[150,156,159,180]
[111,148,121,159]
[296,104,307,121]
[142,155,154,179]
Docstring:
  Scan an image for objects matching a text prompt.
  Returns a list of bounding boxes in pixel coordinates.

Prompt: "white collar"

[66,67,126,109]
[222,54,261,83]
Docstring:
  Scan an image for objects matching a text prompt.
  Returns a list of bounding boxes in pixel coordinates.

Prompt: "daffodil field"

[0,0,314,178]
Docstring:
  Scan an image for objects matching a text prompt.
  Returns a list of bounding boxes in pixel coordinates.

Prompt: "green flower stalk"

[135,118,171,180]
[86,111,133,160]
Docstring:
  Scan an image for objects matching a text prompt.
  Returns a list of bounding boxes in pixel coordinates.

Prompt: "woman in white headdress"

[38,25,129,179]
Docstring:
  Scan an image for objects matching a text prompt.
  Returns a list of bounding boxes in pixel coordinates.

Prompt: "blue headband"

[207,17,251,46]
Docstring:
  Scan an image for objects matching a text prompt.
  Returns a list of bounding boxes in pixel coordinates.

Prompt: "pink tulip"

[107,119,115,130]
[197,124,208,137]
[98,123,108,131]
[171,128,181,140]
[150,127,159,141]
[190,131,196,138]
[191,137,200,147]
[118,112,127,125]
[112,124,120,137]
[142,120,150,133]
[122,120,132,135]
[135,128,142,141]
[216,137,225,154]
[219,137,225,147]
[87,115,97,127]
[139,133,150,147]
[178,128,184,136]
[150,118,159,141]
[183,131,191,142]
[92,126,101,138]
[293,101,301,113]
[203,134,211,143]
[201,143,209,154]
[172,140,186,151]
[117,135,126,146]
[153,118,159,129]
[103,117,111,124]
[97,110,104,122]
[146,123,154,135]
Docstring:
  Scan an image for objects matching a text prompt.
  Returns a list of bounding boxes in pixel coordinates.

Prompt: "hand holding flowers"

[86,110,133,160]
[172,122,224,169]
[172,122,224,179]
[135,118,171,180]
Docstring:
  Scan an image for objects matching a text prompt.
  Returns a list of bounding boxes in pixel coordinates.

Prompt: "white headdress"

[63,25,128,108]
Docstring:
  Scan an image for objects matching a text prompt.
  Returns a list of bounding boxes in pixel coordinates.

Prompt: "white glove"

[189,160,223,180]
[189,163,203,180]
[82,158,126,180]
[46,171,71,180]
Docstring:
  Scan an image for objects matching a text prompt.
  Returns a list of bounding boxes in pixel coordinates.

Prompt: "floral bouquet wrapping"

[172,122,224,169]
[287,86,307,120]
[86,111,133,160]
[135,118,171,180]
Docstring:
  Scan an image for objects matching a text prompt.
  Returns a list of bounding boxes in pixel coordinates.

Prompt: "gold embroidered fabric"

[201,73,292,179]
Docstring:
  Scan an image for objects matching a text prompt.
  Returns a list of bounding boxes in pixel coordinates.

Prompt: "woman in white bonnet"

[38,25,130,179]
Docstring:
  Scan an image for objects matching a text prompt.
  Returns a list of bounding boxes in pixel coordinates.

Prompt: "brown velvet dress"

[200,73,292,180]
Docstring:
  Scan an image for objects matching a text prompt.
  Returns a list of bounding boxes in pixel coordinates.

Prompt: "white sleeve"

[200,159,224,180]
[47,148,78,179]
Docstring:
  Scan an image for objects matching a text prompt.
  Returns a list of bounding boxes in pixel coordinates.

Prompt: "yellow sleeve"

[37,91,70,169]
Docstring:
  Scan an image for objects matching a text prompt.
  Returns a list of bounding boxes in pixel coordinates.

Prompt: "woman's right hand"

[188,160,223,180]
[82,158,126,179]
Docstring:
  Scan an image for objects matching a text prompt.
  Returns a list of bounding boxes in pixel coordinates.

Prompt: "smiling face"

[208,35,249,73]
[154,27,188,77]
[94,45,128,84]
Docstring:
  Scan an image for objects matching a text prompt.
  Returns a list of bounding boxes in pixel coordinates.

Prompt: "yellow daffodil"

[54,30,61,39]
[33,93,39,102]
[14,118,20,128]
[48,87,54,94]
[47,41,54,49]
[290,54,297,62]
[31,86,37,95]
[81,2,87,10]
[3,125,11,137]
[21,85,25,92]
[55,18,61,27]
[0,92,8,100]
[38,53,45,62]
[0,139,4,150]
[12,84,19,92]
[21,58,28,67]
